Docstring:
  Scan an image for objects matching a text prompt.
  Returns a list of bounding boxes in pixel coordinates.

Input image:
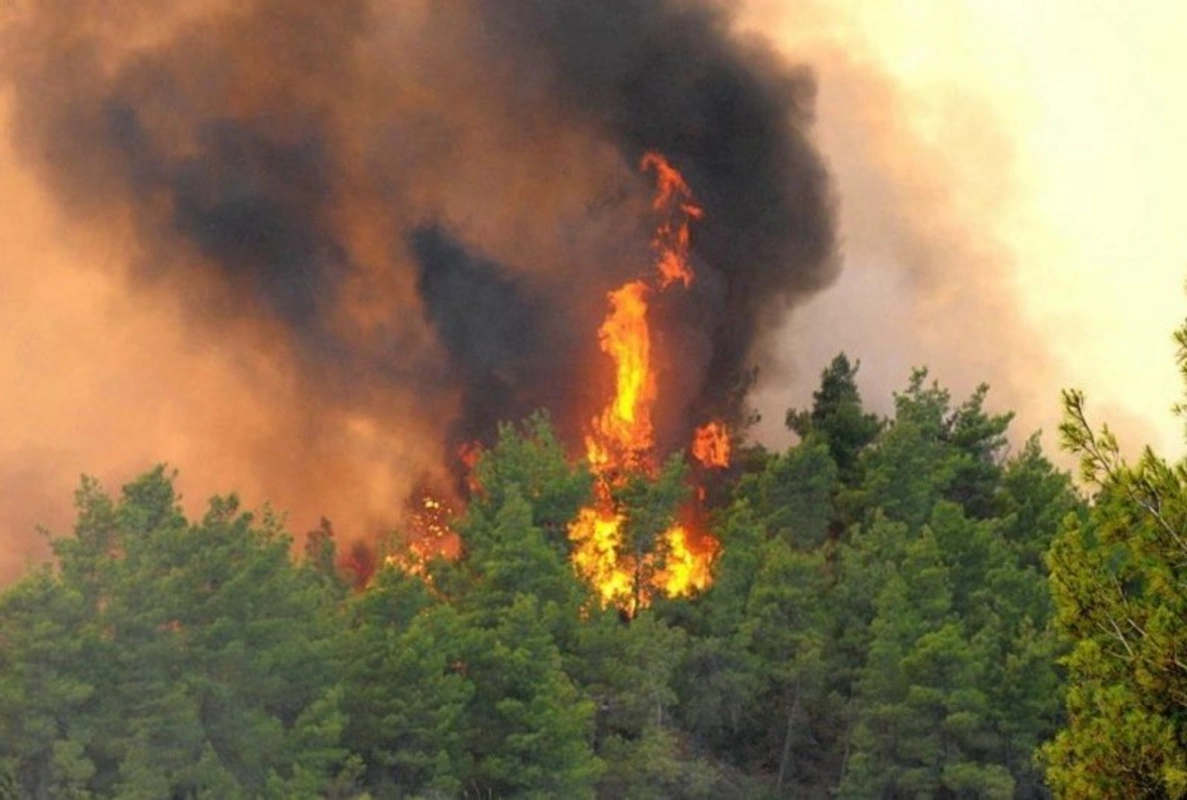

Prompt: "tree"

[786,354,881,485]
[440,425,604,797]
[740,539,829,793]
[737,440,838,549]
[615,455,691,615]
[340,567,473,797]
[457,595,602,798]
[840,528,1015,799]
[468,411,592,548]
[1043,341,1187,796]
[859,370,1012,531]
[0,569,95,799]
[0,468,348,798]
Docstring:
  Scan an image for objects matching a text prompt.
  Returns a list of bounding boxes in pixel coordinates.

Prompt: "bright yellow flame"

[658,525,714,598]
[599,282,653,435]
[568,152,718,614]
[568,506,633,609]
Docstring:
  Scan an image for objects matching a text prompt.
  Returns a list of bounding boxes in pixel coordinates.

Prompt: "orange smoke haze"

[0,0,835,582]
[5,0,1178,584]
[0,91,443,582]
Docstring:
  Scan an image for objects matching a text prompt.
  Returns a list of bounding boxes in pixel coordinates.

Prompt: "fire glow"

[375,154,726,615]
[567,153,723,616]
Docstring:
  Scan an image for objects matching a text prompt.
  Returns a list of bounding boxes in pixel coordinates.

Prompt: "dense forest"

[4,335,1187,799]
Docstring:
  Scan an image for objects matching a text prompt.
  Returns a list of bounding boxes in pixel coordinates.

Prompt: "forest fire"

[567,153,720,615]
[377,154,723,612]
[3,0,838,607]
[337,153,728,609]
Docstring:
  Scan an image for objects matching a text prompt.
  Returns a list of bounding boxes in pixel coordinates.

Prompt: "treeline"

[2,345,1181,798]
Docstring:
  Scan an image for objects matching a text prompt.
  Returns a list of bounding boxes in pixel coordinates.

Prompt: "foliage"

[0,356,1084,798]
[1041,320,1187,796]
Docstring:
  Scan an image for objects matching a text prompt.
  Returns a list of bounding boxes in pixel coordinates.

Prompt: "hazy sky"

[1,1,1184,578]
[745,0,1187,458]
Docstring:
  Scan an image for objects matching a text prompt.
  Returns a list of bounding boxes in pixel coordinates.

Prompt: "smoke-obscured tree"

[1042,329,1187,796]
[786,354,881,486]
[302,517,349,599]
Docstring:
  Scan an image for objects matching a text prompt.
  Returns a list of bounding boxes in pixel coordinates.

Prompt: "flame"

[587,280,655,472]
[568,506,632,608]
[692,421,730,468]
[568,152,720,614]
[658,525,714,598]
[382,492,461,578]
[371,153,724,614]
[459,441,484,494]
[641,152,704,289]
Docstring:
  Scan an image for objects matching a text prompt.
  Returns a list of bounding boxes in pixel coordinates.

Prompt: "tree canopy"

[0,357,1098,798]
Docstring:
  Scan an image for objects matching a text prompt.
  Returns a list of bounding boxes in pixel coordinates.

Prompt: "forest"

[3,338,1187,800]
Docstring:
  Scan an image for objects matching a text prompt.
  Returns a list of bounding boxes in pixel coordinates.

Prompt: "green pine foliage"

[0,358,1089,798]
[1040,320,1187,797]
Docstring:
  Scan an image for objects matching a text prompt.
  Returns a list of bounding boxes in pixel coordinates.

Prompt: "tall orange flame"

[568,153,721,615]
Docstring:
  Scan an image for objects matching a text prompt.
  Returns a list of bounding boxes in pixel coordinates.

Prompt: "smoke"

[0,0,836,564]
[737,1,1073,451]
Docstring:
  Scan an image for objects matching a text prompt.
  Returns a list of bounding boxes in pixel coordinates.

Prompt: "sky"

[744,0,1187,457]
[1,1,1185,578]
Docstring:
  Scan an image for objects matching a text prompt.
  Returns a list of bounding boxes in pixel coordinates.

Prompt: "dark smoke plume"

[0,0,835,536]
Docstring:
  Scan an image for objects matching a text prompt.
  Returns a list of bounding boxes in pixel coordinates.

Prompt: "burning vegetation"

[2,0,836,599]
[394,153,725,614]
[0,4,1108,797]
[568,153,721,614]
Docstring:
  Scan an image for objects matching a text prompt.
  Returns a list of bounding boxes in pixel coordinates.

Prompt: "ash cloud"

[411,225,582,457]
[473,0,836,427]
[0,0,836,550]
